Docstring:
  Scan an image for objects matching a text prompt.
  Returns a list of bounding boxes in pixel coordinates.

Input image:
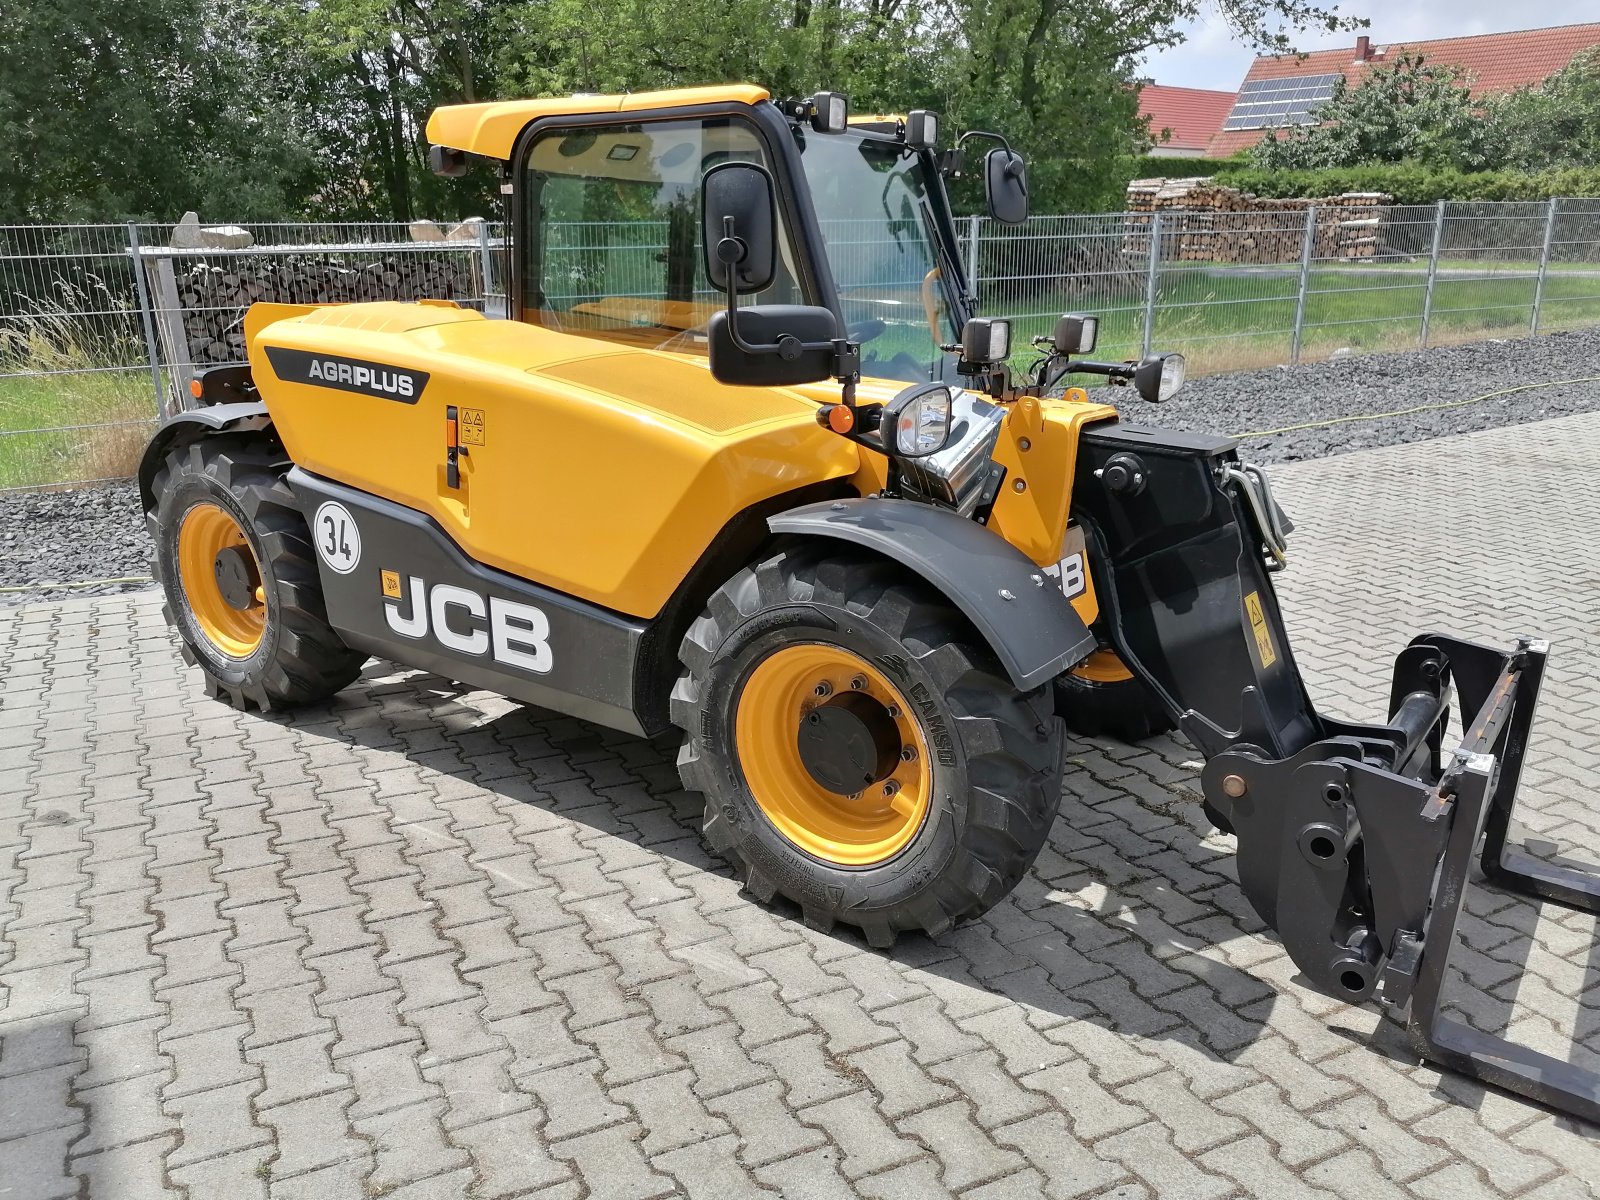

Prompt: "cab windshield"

[797,131,960,383]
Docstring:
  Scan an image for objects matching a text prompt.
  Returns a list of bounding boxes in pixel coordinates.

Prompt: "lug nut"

[882,780,900,797]
[813,681,833,697]
[887,704,901,719]
[850,676,868,691]
[900,746,917,762]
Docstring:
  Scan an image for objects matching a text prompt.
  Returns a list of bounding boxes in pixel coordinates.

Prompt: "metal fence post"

[1419,200,1446,349]
[1530,196,1559,336]
[966,215,981,307]
[1290,205,1316,365]
[126,222,168,416]
[475,218,496,313]
[1141,211,1162,358]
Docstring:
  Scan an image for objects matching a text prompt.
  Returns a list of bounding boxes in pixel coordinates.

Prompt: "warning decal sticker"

[1244,590,1278,669]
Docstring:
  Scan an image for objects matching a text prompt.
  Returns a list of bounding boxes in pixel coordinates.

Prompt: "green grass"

[993,262,1600,377]
[0,322,157,490]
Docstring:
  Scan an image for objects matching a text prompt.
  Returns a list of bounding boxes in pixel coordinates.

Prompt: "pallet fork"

[1205,635,1600,1122]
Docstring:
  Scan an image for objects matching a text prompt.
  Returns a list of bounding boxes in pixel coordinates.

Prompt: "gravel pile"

[0,483,152,607]
[5,325,1600,608]
[1109,325,1600,464]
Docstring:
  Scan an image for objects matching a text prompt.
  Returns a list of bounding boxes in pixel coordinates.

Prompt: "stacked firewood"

[1124,179,1392,264]
[169,254,480,364]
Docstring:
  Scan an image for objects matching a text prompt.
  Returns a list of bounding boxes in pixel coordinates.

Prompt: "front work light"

[905,110,940,149]
[1133,352,1186,403]
[884,383,955,456]
[960,317,1011,366]
[812,92,849,134]
[1052,313,1097,355]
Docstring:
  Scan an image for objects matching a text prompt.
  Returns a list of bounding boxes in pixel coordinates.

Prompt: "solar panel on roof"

[1221,73,1341,130]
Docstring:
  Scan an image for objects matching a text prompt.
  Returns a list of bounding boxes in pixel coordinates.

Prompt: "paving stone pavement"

[4,413,1600,1198]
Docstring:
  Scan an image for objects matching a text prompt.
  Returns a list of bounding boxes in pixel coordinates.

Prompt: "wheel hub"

[797,693,902,795]
[734,643,934,867]
[213,546,260,611]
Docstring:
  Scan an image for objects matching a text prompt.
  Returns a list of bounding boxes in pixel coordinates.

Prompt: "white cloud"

[1139,2,1594,90]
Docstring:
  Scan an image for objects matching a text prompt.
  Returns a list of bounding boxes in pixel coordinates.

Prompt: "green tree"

[1250,54,1487,171]
[0,0,315,222]
[1482,49,1600,171]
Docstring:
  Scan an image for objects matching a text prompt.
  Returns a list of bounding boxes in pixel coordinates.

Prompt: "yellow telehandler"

[141,84,1594,1118]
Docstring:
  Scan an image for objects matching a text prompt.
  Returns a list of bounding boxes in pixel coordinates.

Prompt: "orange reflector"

[188,378,204,399]
[827,406,855,434]
[445,417,458,444]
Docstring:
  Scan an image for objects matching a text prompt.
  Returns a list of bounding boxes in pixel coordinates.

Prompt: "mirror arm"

[719,220,861,401]
[956,130,1014,156]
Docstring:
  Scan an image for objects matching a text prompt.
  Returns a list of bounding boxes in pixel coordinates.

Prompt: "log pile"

[167,253,480,364]
[1124,178,1392,264]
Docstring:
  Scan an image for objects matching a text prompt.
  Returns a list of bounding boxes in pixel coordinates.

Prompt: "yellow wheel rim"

[177,501,266,659]
[1071,649,1135,685]
[734,643,933,867]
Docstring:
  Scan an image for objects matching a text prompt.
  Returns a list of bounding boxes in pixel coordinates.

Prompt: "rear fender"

[768,498,1095,692]
[138,403,273,512]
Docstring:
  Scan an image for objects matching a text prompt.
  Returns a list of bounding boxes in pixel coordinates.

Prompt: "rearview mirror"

[708,305,839,387]
[984,148,1029,225]
[701,162,777,294]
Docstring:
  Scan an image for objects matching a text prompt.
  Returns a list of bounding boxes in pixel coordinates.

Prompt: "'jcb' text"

[384,577,553,674]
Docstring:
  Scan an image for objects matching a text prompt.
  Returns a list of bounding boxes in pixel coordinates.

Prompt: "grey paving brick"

[0,1124,80,1200]
[163,1079,272,1168]
[257,1089,368,1177]
[451,1109,572,1196]
[67,1133,181,1200]
[751,1146,857,1200]
[358,1098,471,1193]
[547,1122,677,1200]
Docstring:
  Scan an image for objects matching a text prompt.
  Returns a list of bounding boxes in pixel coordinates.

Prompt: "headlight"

[905,110,939,149]
[960,317,1011,366]
[812,91,848,134]
[1051,313,1097,355]
[896,391,1006,516]
[1133,352,1185,403]
[885,383,954,456]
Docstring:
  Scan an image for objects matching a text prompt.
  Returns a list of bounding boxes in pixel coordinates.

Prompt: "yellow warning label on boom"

[1244,590,1278,668]
[460,407,487,446]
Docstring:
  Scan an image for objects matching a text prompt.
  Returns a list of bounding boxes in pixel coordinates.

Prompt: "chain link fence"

[3,199,1599,491]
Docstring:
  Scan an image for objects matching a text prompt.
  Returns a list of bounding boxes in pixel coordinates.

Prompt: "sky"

[1139,2,1596,90]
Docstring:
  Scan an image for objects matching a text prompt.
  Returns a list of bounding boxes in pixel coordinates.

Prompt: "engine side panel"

[249,301,861,619]
[290,468,652,735]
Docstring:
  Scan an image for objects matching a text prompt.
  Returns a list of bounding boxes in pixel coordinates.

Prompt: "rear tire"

[672,547,1065,947]
[148,435,366,711]
[1054,649,1176,742]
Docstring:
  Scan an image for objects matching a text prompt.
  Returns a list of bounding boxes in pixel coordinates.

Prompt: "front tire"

[148,435,366,711]
[672,548,1064,947]
[1055,649,1176,742]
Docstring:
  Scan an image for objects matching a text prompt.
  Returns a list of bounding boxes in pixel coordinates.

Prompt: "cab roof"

[426,84,772,161]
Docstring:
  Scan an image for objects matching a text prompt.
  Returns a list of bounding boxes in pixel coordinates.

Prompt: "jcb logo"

[383,575,553,674]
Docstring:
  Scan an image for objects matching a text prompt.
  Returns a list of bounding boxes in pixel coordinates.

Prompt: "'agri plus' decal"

[265,347,429,403]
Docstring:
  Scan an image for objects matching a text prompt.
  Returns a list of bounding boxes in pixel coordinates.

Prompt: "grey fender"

[768,497,1096,692]
[137,402,272,511]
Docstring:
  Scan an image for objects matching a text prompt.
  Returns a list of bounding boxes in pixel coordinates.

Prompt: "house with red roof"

[1205,21,1600,157]
[1138,85,1238,157]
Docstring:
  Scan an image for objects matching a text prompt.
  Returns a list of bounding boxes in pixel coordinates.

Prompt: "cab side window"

[522,117,806,351]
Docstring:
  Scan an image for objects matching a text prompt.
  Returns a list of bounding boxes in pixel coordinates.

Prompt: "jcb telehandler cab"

[142,85,1599,1119]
